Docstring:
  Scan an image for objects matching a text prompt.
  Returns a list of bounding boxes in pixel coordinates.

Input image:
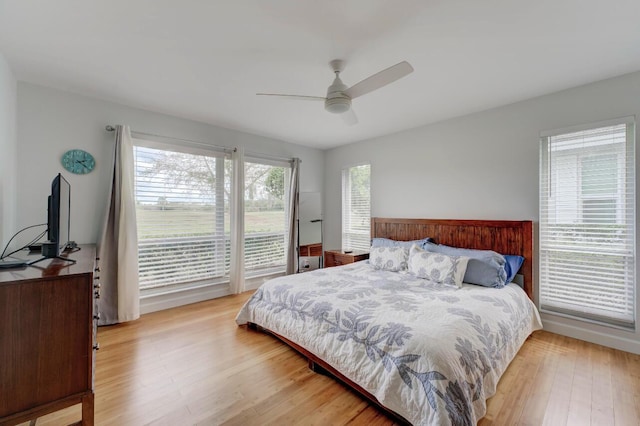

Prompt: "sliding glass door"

[132,138,294,298]
[133,140,231,295]
[244,157,291,277]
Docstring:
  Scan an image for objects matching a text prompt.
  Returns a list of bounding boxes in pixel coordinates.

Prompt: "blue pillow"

[371,237,433,250]
[504,255,525,283]
[423,242,507,288]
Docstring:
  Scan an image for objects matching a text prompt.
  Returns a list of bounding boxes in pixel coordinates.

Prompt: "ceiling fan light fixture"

[324,97,351,114]
[258,59,413,123]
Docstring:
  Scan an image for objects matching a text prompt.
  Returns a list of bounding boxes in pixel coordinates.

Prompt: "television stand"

[0,245,97,426]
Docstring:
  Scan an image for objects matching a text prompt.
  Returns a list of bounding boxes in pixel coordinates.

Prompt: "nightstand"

[324,249,369,268]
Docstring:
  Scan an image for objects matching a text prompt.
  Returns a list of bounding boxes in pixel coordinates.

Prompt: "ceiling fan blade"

[256,93,326,101]
[344,61,414,99]
[341,109,358,126]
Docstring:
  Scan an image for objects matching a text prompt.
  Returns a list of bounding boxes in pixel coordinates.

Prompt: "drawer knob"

[93,343,100,351]
[94,290,101,299]
[94,283,101,289]
[94,313,101,320]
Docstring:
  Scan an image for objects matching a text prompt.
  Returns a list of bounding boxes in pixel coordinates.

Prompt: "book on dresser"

[0,245,99,426]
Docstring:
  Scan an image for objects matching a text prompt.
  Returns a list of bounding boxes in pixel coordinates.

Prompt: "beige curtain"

[286,158,300,275]
[229,146,245,294]
[97,125,140,325]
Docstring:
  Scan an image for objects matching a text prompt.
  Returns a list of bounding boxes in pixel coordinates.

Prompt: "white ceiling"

[1,1,639,149]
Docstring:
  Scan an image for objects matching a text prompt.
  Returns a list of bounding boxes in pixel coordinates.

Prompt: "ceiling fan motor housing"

[325,74,351,114]
[325,96,351,114]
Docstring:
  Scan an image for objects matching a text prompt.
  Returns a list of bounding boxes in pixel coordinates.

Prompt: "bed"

[236,218,542,425]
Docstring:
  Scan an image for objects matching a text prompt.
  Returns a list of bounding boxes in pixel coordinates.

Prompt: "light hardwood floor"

[24,291,640,426]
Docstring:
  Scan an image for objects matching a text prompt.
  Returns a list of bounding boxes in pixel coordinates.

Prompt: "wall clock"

[61,149,96,174]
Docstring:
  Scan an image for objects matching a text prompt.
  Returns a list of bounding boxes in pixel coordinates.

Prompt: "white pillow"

[370,246,408,272]
[408,244,470,288]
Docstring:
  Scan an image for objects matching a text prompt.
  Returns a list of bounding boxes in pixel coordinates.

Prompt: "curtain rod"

[106,125,299,164]
[105,125,235,153]
[245,150,300,164]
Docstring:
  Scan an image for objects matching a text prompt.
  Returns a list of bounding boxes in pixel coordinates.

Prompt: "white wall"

[16,83,324,246]
[324,71,640,354]
[0,53,17,251]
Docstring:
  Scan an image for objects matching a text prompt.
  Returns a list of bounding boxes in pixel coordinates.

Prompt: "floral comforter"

[235,261,542,425]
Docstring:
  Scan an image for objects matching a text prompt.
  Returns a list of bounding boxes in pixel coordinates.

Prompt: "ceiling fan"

[257,60,414,125]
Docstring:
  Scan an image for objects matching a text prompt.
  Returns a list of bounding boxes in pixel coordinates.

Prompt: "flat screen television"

[47,173,71,257]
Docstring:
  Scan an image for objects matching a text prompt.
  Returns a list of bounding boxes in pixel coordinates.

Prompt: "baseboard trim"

[542,315,640,355]
[141,283,231,314]
[139,273,285,314]
[244,272,285,291]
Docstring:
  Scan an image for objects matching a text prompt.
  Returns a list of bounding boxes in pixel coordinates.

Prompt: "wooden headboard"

[371,218,534,299]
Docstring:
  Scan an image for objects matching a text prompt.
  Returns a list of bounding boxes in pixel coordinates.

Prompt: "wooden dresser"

[324,249,369,267]
[0,245,98,426]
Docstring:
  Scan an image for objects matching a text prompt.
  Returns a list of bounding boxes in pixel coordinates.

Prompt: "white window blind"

[342,164,371,251]
[244,158,290,277]
[133,142,231,292]
[540,119,635,328]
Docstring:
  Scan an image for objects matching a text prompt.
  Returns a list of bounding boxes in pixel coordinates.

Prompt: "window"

[133,141,231,294]
[342,164,371,251]
[540,118,635,328]
[244,158,291,277]
[581,153,618,223]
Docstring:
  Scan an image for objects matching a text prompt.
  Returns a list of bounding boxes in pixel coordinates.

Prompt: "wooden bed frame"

[370,218,534,299]
[247,217,534,423]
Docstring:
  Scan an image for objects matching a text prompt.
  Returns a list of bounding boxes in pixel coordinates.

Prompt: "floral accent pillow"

[370,246,409,272]
[408,244,470,288]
